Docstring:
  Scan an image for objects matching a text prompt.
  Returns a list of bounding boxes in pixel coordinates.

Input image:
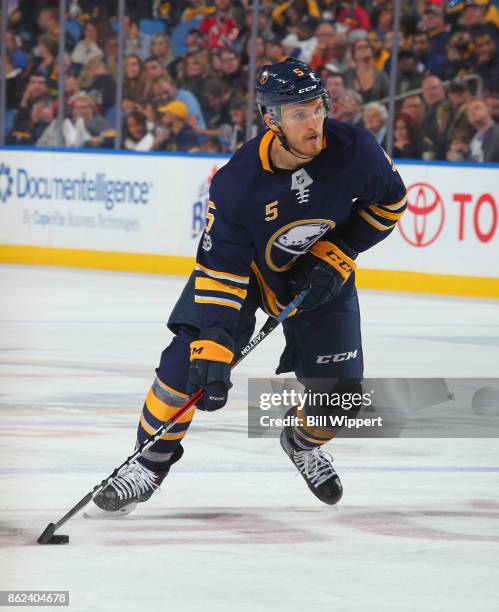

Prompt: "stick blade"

[37,523,55,545]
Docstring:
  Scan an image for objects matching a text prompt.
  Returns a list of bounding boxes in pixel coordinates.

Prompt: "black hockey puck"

[49,534,69,544]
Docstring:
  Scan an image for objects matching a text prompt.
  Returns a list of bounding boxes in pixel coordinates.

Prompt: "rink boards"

[0,146,498,297]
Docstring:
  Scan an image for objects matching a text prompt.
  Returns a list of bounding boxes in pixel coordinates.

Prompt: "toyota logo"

[398,182,445,247]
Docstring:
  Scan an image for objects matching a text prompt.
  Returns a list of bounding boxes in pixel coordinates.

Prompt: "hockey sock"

[136,376,194,472]
[292,405,337,450]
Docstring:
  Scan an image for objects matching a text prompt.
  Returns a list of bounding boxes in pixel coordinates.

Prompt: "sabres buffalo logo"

[265,219,336,272]
[259,70,269,85]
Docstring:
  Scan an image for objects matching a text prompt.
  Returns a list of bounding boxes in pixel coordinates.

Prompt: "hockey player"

[86,58,407,517]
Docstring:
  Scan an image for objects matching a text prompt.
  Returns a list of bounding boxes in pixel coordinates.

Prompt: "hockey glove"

[187,329,234,412]
[289,238,357,311]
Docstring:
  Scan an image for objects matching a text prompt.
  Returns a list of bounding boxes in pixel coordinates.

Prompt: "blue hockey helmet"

[256,58,330,124]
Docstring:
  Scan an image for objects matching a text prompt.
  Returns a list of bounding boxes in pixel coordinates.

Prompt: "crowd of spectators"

[3,0,499,161]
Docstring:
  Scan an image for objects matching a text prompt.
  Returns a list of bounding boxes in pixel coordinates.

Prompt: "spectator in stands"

[80,59,116,112]
[396,50,424,95]
[7,96,53,145]
[5,54,25,109]
[122,111,155,151]
[150,33,174,69]
[71,20,103,67]
[8,1,38,50]
[200,0,240,50]
[461,0,496,35]
[64,67,82,104]
[411,30,428,64]
[401,95,426,130]
[150,75,206,129]
[185,28,206,54]
[441,30,474,82]
[344,38,389,103]
[472,29,499,93]
[309,21,338,69]
[392,112,425,159]
[63,92,113,148]
[200,77,232,130]
[123,16,151,61]
[325,72,346,117]
[36,100,60,147]
[265,39,286,64]
[219,98,256,152]
[205,49,220,78]
[103,35,118,77]
[143,57,169,98]
[179,52,210,103]
[368,31,390,71]
[420,5,450,77]
[31,34,58,80]
[195,136,224,153]
[6,29,29,70]
[446,132,471,161]
[16,72,49,126]
[422,75,446,137]
[281,16,319,65]
[323,32,350,73]
[363,101,388,147]
[157,100,200,151]
[484,93,499,123]
[244,34,267,72]
[123,55,146,112]
[38,6,74,51]
[433,79,473,159]
[219,48,247,95]
[336,89,364,127]
[337,0,371,32]
[467,97,499,162]
[373,4,393,37]
[236,5,273,56]
[271,0,316,40]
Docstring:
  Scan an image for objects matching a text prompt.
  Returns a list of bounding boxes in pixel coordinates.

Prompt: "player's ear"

[263,113,280,134]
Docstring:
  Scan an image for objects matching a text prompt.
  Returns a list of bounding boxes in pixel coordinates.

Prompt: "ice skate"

[84,446,183,518]
[280,420,343,505]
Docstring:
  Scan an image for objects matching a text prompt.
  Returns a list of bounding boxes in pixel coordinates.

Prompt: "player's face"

[280,98,326,157]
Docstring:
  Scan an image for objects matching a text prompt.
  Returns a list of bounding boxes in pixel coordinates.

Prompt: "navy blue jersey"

[193,118,407,338]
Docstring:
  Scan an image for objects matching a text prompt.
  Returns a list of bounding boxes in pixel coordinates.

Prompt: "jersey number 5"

[205,201,216,232]
[265,201,279,221]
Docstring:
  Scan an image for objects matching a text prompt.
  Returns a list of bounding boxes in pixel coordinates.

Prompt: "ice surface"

[1,265,498,612]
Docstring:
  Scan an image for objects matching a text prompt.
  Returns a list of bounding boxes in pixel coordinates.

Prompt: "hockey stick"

[37,289,309,544]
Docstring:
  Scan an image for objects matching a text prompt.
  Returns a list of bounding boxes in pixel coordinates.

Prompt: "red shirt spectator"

[200,0,240,50]
[337,0,371,32]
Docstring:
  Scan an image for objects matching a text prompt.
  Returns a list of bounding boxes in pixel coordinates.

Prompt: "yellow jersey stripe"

[250,262,280,316]
[195,276,248,300]
[194,296,241,310]
[358,210,396,231]
[259,130,274,172]
[195,263,250,284]
[368,204,405,221]
[383,195,407,211]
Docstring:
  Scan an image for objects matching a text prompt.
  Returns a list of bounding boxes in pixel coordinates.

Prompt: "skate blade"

[83,502,138,519]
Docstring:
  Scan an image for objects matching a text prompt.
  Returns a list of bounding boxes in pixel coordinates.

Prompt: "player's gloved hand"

[187,329,234,411]
[289,237,357,311]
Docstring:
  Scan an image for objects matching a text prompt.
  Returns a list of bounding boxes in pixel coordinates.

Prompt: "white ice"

[1,265,498,612]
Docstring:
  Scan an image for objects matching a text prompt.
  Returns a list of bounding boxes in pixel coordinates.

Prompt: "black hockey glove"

[289,238,357,311]
[187,329,233,412]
